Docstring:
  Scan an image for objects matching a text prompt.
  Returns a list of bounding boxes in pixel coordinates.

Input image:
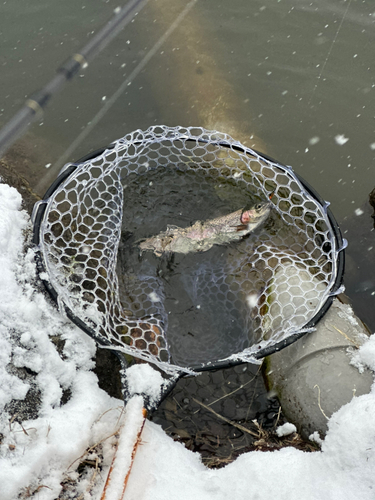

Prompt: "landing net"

[32,126,345,374]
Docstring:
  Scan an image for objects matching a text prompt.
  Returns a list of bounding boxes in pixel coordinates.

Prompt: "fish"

[139,196,272,256]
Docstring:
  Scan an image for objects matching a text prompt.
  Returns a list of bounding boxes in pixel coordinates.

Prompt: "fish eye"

[255,203,262,210]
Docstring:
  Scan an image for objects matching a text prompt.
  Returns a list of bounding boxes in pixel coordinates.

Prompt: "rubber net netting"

[36,126,340,374]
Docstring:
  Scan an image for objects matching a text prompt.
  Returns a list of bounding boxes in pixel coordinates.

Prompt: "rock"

[264,297,374,439]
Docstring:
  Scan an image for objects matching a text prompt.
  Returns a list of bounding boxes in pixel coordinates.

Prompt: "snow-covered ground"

[1,182,375,500]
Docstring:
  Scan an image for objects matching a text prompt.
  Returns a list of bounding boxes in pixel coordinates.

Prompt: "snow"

[309,431,323,446]
[276,422,297,437]
[308,136,320,145]
[126,395,375,499]
[125,364,164,405]
[0,182,375,499]
[350,335,375,374]
[246,292,258,309]
[0,184,123,499]
[334,134,349,145]
[148,291,161,302]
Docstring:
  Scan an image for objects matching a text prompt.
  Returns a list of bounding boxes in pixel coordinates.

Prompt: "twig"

[192,398,259,437]
[314,385,329,420]
[193,366,262,416]
[67,407,125,471]
[9,413,18,431]
[274,406,282,429]
[330,324,360,348]
[76,457,100,500]
[174,397,199,430]
[67,429,120,471]
[207,372,260,406]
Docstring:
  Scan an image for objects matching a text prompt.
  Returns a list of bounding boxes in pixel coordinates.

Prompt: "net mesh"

[35,125,341,374]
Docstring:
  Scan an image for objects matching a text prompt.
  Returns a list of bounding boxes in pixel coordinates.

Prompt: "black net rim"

[32,139,345,372]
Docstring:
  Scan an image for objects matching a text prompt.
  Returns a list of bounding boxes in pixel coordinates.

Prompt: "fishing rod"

[0,0,147,159]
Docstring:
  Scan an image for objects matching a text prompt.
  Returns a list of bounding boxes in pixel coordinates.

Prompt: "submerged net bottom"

[117,165,326,368]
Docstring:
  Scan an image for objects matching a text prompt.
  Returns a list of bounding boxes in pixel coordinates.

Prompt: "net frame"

[32,125,345,375]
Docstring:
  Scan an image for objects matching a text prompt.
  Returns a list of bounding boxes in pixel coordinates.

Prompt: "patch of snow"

[148,291,161,302]
[246,292,258,309]
[337,303,360,327]
[276,422,297,437]
[350,334,375,375]
[125,364,164,404]
[334,134,349,145]
[308,136,320,145]
[309,431,323,445]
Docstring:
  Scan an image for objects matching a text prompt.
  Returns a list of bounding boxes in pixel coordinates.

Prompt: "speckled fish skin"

[139,199,271,256]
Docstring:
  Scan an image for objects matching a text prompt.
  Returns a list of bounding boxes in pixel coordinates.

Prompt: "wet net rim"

[32,137,345,372]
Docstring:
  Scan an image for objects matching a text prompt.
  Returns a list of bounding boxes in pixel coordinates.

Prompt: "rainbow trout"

[139,198,272,256]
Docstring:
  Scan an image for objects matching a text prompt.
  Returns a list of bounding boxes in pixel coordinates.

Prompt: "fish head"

[240,198,272,225]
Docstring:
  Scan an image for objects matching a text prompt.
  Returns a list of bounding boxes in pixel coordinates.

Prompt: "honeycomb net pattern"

[37,125,340,373]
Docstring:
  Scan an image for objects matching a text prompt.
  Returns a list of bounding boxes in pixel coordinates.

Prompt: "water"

[117,165,266,367]
[1,1,374,219]
[1,0,374,461]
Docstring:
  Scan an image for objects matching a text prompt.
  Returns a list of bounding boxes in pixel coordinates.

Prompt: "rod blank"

[0,0,147,158]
